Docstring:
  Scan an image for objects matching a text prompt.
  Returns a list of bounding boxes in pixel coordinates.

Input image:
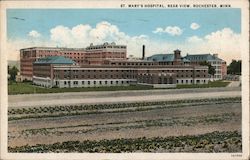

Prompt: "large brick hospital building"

[20,42,226,88]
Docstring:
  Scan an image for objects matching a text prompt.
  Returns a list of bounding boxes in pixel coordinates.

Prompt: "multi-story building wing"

[184,53,227,80]
[32,50,209,88]
[20,47,85,80]
[20,42,127,80]
[33,56,76,87]
[85,42,127,65]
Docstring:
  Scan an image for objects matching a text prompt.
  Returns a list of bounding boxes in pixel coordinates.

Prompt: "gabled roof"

[147,54,175,62]
[147,54,190,62]
[185,54,222,61]
[34,56,75,64]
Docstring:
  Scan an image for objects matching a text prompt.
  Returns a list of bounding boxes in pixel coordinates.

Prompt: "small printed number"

[231,154,242,157]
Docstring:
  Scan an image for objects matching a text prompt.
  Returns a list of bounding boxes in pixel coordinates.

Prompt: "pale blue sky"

[6,9,242,63]
[7,9,241,42]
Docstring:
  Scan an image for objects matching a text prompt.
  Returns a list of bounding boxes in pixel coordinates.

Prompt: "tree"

[199,61,216,76]
[8,66,19,81]
[227,60,241,75]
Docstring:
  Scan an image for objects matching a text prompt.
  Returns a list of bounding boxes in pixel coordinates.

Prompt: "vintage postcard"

[0,0,249,160]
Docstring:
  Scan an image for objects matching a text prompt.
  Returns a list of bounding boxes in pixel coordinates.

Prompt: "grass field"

[8,82,153,95]
[176,80,230,89]
[8,81,230,95]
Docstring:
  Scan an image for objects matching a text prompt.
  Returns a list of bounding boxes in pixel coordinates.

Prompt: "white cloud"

[7,21,151,60]
[152,27,164,34]
[190,23,200,30]
[50,21,135,47]
[186,35,203,43]
[28,30,41,38]
[185,28,241,63]
[165,26,183,36]
[6,37,54,61]
[7,23,240,64]
[153,26,183,36]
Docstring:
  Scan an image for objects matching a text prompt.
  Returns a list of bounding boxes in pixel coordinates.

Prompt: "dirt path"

[8,87,241,108]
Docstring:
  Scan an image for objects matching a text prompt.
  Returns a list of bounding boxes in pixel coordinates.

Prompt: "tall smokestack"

[142,45,145,60]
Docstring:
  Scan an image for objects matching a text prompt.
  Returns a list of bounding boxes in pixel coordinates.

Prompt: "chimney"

[174,49,181,61]
[142,45,145,60]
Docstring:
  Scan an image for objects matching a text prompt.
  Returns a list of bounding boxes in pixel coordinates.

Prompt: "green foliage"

[8,131,242,153]
[8,97,241,121]
[227,60,241,75]
[209,66,216,76]
[177,80,230,89]
[19,112,238,137]
[8,82,153,95]
[8,65,19,81]
[9,80,230,95]
[199,61,216,75]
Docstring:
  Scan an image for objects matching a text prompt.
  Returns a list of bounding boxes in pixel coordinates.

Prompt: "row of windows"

[176,79,206,84]
[62,69,205,73]
[65,80,130,85]
[58,74,206,79]
[211,61,222,64]
[87,52,125,55]
[87,46,126,50]
[64,52,83,55]
[138,74,206,78]
[88,56,125,59]
[66,70,135,72]
[111,62,156,66]
[62,74,135,79]
[38,50,60,53]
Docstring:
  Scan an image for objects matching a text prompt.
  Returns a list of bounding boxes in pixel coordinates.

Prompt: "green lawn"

[8,80,230,95]
[176,80,230,89]
[8,82,153,95]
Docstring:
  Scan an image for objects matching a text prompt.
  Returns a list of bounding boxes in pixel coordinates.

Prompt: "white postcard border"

[0,0,249,160]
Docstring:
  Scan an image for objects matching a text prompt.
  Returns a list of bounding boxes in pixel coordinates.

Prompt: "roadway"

[8,87,241,108]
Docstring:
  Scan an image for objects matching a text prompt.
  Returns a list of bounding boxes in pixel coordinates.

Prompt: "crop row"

[9,131,242,153]
[19,112,239,137]
[8,97,241,115]
[8,97,241,121]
